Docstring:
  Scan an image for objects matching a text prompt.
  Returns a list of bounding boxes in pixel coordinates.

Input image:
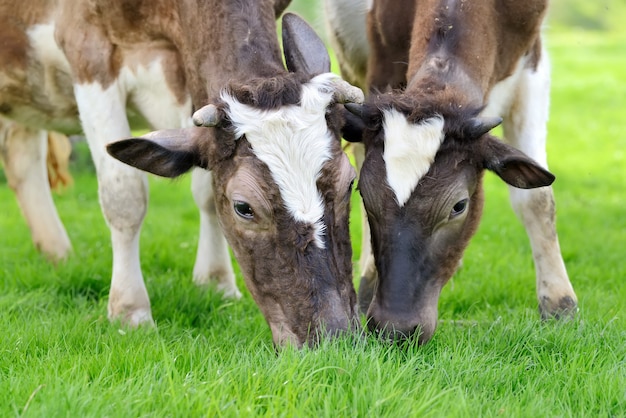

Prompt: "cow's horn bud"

[192,104,220,127]
[344,103,364,117]
[464,116,503,139]
[333,80,365,104]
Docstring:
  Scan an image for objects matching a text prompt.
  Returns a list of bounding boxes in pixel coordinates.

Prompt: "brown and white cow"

[0,0,363,347]
[326,0,578,343]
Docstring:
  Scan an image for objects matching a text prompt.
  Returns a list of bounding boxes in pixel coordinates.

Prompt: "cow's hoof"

[539,295,578,320]
[40,244,72,264]
[194,270,241,299]
[217,283,242,300]
[109,305,154,327]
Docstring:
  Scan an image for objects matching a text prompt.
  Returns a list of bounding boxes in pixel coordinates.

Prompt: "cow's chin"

[269,320,357,349]
[265,296,358,349]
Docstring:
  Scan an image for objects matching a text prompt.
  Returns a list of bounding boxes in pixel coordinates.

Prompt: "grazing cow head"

[107,14,362,348]
[344,93,555,343]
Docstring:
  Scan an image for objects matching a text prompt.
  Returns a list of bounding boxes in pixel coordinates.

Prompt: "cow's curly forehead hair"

[365,91,484,140]
[224,73,311,110]
[217,73,346,248]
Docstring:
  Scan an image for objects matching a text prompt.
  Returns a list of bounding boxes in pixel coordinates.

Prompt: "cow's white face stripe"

[223,73,341,248]
[382,109,445,207]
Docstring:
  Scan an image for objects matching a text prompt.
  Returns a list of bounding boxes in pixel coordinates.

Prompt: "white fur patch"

[324,0,373,62]
[483,58,525,120]
[382,109,445,206]
[484,51,550,166]
[27,24,72,75]
[223,73,341,248]
[120,61,192,130]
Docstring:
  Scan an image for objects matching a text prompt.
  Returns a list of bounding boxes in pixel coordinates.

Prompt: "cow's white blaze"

[223,73,341,248]
[382,109,445,207]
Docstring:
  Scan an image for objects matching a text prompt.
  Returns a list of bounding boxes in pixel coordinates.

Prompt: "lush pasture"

[1,6,625,418]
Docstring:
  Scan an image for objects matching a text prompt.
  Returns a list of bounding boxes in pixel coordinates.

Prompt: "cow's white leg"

[124,59,239,299]
[74,83,152,326]
[191,168,241,298]
[0,119,71,261]
[502,50,577,318]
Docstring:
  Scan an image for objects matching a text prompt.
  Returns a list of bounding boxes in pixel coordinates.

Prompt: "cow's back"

[0,0,191,134]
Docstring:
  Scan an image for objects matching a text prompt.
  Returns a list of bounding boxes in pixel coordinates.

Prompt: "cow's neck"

[404,0,547,108]
[405,53,485,112]
[175,0,286,108]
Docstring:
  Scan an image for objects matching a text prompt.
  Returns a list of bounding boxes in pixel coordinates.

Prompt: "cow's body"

[1,0,362,347]
[326,0,577,343]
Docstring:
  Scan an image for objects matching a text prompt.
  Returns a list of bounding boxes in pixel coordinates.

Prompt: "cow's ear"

[106,127,235,178]
[282,13,331,75]
[341,103,386,143]
[341,105,365,143]
[274,0,291,18]
[482,136,555,189]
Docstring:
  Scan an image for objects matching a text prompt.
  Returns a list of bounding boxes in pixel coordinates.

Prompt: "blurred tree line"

[549,0,626,31]
[288,0,626,34]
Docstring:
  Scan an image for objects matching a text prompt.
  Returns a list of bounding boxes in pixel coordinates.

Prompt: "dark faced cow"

[326,0,578,343]
[0,0,363,347]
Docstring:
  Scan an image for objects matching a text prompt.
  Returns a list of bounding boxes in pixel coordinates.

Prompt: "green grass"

[1,9,626,418]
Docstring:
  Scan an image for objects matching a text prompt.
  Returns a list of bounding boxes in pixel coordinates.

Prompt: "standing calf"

[326,0,578,343]
[1,0,363,347]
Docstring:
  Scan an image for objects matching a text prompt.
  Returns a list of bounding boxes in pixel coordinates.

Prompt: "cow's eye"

[450,198,468,218]
[234,201,254,220]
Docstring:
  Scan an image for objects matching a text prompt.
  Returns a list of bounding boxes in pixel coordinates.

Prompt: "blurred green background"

[287,0,626,35]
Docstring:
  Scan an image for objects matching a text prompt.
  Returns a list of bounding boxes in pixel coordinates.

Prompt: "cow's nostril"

[367,310,436,345]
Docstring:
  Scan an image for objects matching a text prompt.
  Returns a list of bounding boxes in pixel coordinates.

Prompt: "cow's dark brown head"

[107,14,362,348]
[344,93,555,344]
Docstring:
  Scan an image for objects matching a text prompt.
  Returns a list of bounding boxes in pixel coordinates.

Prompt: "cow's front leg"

[358,253,378,314]
[0,118,72,261]
[503,50,577,319]
[191,168,241,299]
[74,83,153,326]
[352,143,377,314]
[509,186,577,318]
